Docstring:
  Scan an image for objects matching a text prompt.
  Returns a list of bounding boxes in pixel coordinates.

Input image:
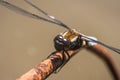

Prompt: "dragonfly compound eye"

[54,35,71,51]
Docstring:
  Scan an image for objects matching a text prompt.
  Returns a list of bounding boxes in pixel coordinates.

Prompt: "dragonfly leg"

[54,50,70,73]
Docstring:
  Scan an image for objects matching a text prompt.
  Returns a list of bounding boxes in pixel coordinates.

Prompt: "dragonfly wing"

[83,35,120,54]
[0,1,67,28]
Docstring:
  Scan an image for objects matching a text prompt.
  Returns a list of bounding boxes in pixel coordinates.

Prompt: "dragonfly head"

[54,29,83,51]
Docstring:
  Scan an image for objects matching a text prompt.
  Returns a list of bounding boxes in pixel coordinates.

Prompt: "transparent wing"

[24,0,71,30]
[82,35,120,54]
[0,0,70,29]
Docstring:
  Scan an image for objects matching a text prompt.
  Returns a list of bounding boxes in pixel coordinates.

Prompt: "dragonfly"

[0,0,120,72]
